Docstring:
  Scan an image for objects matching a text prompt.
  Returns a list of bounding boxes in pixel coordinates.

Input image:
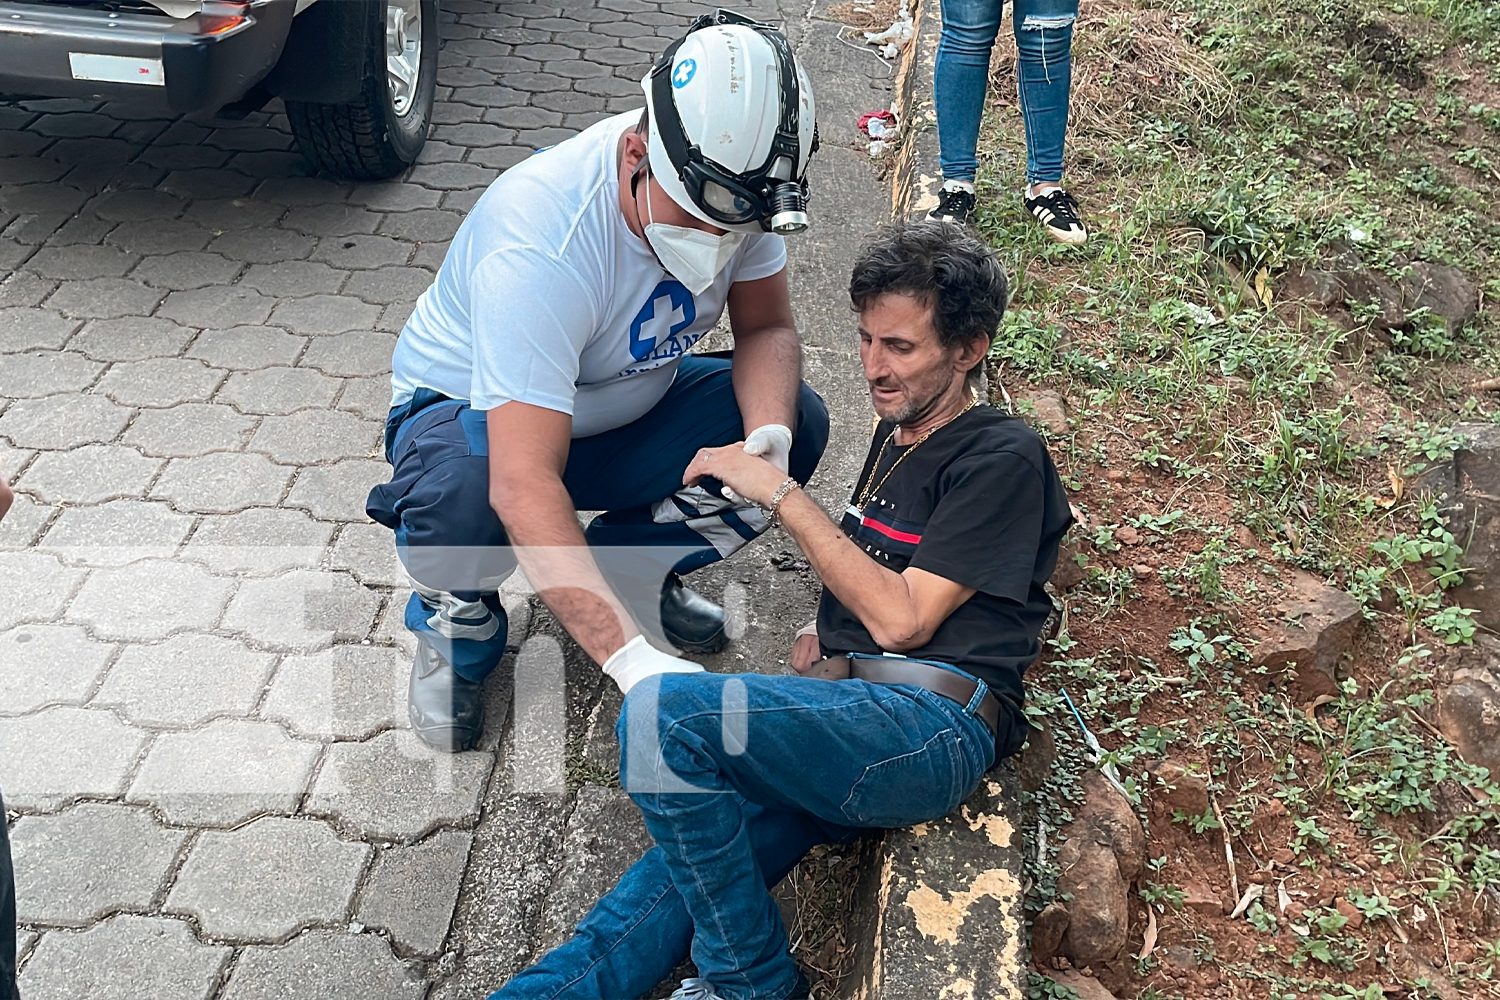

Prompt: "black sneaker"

[1024,188,1088,244]
[928,186,977,226]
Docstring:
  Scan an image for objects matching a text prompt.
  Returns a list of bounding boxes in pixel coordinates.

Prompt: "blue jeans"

[935,0,1078,185]
[1,790,17,1000]
[491,668,999,1000]
[366,358,830,682]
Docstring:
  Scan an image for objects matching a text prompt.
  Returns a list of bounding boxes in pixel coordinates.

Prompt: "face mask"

[641,173,745,296]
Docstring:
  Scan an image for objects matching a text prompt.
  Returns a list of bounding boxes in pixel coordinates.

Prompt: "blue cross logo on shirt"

[672,58,697,89]
[629,280,697,363]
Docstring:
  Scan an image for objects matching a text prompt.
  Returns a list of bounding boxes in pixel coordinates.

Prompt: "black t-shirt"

[817,405,1073,754]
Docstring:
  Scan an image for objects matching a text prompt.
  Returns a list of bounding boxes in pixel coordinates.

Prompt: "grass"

[975,0,1500,996]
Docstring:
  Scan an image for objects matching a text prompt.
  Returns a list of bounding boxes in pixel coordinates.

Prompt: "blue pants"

[366,358,830,682]
[935,0,1078,185]
[492,669,999,1000]
[1,789,16,1000]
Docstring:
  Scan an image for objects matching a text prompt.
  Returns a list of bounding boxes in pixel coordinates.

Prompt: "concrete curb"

[890,0,945,220]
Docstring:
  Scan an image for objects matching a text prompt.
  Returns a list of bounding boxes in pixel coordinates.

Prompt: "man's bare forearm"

[732,324,800,431]
[775,488,920,648]
[492,474,637,665]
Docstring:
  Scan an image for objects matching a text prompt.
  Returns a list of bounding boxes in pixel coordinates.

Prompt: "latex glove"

[722,423,793,504]
[603,635,706,695]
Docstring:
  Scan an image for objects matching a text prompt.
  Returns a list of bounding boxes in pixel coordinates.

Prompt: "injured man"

[488,218,1074,1000]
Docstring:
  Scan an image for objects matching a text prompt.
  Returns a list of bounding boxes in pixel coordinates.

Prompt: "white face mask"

[642,176,745,296]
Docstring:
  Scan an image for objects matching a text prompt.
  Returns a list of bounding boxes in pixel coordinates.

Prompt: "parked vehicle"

[0,0,439,179]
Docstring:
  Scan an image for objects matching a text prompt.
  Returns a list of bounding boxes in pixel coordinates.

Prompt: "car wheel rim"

[386,0,423,118]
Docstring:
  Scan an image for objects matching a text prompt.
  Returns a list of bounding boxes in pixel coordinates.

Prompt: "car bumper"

[0,0,296,114]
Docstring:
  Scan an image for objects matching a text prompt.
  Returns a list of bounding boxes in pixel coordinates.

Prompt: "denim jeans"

[935,0,1079,185]
[2,789,17,1000]
[491,667,998,1000]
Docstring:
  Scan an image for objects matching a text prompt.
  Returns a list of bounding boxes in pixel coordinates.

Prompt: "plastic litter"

[857,110,898,139]
[864,8,914,54]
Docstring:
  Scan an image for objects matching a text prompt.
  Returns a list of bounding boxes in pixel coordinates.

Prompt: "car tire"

[285,0,438,181]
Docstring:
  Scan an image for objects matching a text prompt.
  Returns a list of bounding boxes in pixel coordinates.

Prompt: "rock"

[1335,897,1365,930]
[1334,268,1406,330]
[1030,901,1070,966]
[1050,971,1118,1000]
[1054,772,1145,971]
[1450,430,1500,629]
[1051,537,1085,593]
[1434,661,1500,777]
[1181,880,1225,915]
[1250,798,1288,833]
[1160,944,1200,971]
[1132,564,1154,577]
[1015,723,1055,794]
[1280,266,1343,309]
[1247,571,1362,699]
[1146,761,1210,819]
[1114,526,1141,546]
[1271,848,1295,866]
[1401,262,1478,336]
[1233,525,1258,550]
[1104,470,1127,482]
[1024,390,1070,437]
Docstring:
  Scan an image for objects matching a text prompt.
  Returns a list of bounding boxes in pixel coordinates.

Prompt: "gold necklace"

[857,392,979,514]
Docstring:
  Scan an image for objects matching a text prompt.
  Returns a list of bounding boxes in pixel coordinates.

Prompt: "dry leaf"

[1277,881,1293,914]
[1137,906,1159,961]
[1387,463,1405,501]
[1254,268,1273,307]
[1229,883,1264,920]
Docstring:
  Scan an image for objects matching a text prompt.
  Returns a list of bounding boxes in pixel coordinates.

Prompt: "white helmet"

[641,11,818,235]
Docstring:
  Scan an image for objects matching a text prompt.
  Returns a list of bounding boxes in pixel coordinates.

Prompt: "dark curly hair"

[848,218,1009,384]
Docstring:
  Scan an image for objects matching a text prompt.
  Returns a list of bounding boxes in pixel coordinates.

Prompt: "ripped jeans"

[934,0,1078,185]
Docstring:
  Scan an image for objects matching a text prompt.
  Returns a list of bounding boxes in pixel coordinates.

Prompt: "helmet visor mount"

[649,10,814,235]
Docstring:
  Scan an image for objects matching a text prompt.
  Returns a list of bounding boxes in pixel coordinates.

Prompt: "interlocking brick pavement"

[0,0,889,995]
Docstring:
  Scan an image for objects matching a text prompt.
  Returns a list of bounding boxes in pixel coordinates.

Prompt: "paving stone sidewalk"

[0,0,787,996]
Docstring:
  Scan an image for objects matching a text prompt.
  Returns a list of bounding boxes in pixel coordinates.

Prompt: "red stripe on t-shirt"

[862,515,922,545]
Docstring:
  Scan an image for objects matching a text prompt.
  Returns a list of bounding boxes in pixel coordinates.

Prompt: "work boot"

[660,573,727,654]
[408,637,484,753]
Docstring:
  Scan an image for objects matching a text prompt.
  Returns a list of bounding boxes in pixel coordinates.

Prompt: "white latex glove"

[722,423,794,504]
[603,635,706,695]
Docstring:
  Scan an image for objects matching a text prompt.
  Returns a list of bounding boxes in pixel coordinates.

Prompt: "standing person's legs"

[618,671,997,1000]
[1011,0,1079,188]
[489,804,850,1000]
[933,0,1004,186]
[2,790,19,1000]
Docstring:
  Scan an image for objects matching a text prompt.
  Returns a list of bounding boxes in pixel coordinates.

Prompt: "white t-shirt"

[390,111,787,439]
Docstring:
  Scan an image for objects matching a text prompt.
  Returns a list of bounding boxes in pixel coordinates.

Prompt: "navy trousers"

[2,789,17,1000]
[367,357,830,682]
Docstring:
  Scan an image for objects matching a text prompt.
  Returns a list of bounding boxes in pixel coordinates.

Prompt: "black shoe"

[928,185,977,226]
[660,573,727,654]
[1024,187,1088,244]
[408,637,484,753]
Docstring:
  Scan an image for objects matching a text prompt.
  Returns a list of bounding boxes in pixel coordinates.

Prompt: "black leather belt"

[812,653,1001,738]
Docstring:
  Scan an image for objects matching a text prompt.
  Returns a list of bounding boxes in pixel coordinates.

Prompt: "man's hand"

[790,620,820,674]
[722,423,793,504]
[684,443,789,509]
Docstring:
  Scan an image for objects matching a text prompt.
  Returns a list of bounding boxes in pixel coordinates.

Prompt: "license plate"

[68,52,165,86]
